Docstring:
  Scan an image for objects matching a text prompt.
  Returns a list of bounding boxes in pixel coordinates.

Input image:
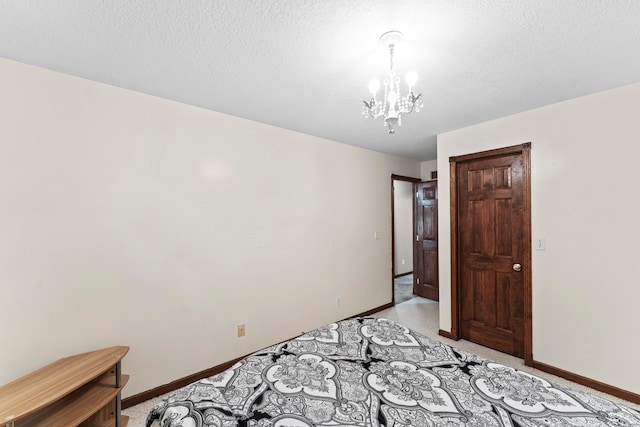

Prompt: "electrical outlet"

[336,296,341,307]
[401,259,405,265]
[237,324,245,337]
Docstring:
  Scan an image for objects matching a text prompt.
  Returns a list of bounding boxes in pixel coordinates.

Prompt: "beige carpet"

[123,297,639,426]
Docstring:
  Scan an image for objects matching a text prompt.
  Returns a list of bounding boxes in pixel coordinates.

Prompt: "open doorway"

[391,174,420,304]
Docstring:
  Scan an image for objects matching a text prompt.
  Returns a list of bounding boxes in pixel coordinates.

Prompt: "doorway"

[449,143,532,363]
[391,174,420,305]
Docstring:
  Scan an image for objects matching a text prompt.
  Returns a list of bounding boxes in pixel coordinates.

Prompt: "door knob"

[512,263,522,272]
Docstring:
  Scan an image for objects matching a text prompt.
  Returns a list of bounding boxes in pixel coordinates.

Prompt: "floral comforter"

[147,317,640,426]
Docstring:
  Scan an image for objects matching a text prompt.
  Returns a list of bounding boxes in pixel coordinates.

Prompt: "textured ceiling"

[2,1,640,161]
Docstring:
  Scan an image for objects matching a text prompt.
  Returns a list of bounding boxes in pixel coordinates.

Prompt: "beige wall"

[438,82,640,394]
[393,180,413,275]
[0,59,420,396]
[420,159,437,181]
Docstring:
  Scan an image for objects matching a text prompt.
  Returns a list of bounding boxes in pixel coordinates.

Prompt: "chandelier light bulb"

[368,79,380,95]
[406,71,418,88]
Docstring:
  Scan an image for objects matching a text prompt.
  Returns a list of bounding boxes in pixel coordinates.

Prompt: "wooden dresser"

[0,346,129,427]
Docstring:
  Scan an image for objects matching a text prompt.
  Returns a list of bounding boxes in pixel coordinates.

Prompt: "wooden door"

[453,144,531,359]
[414,181,438,300]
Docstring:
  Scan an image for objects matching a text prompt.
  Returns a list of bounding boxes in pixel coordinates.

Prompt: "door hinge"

[416,191,419,198]
[416,234,419,242]
[417,277,420,284]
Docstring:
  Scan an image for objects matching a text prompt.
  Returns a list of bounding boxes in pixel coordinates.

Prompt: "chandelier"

[362,31,423,134]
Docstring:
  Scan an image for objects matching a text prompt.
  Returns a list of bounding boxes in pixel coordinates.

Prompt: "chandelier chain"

[389,45,395,72]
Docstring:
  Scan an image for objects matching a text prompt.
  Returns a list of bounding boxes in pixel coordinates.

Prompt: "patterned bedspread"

[147,317,640,426]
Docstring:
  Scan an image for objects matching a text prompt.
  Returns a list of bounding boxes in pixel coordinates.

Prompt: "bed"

[147,317,640,426]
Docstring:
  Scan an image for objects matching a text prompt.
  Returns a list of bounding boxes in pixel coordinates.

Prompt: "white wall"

[438,82,640,394]
[393,181,413,275]
[420,159,437,181]
[0,59,420,396]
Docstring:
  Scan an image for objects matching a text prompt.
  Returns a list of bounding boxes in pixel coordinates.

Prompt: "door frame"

[391,174,421,305]
[448,143,533,365]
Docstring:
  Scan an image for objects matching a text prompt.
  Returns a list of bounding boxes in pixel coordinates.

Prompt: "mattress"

[147,317,640,426]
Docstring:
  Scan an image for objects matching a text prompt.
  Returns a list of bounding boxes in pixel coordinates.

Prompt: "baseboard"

[353,302,394,318]
[123,302,395,409]
[122,355,246,408]
[393,271,413,279]
[531,359,640,405]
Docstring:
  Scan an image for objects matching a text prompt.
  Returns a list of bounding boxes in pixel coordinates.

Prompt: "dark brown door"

[414,181,438,300]
[457,150,527,358]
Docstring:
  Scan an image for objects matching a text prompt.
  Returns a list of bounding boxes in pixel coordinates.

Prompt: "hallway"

[394,274,414,304]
